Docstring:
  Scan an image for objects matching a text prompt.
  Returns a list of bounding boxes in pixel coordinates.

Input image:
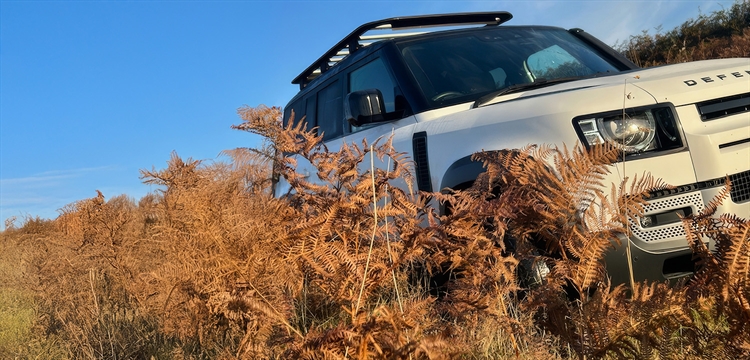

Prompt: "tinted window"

[398,27,620,107]
[349,58,396,112]
[316,80,343,140]
[283,100,304,128]
[305,96,316,133]
[283,96,317,133]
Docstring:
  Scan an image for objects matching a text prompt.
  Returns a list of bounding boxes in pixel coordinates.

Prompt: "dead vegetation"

[1,105,748,359]
[619,0,750,66]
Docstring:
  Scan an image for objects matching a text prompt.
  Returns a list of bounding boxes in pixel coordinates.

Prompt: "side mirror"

[345,89,386,126]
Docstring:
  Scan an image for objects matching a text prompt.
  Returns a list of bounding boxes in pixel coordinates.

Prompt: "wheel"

[503,231,551,289]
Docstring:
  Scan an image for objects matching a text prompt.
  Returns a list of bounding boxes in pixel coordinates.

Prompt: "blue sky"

[0,0,738,226]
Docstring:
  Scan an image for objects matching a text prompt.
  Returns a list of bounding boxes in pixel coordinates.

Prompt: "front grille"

[697,93,750,121]
[730,170,750,203]
[631,170,750,242]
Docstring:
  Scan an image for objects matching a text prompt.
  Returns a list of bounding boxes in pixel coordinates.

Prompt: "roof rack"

[292,12,513,89]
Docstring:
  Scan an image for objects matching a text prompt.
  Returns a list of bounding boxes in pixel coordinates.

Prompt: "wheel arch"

[439,154,486,194]
[439,149,526,214]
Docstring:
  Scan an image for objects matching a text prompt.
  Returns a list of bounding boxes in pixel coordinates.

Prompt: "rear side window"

[304,97,316,132]
[283,101,304,128]
[316,80,343,140]
[284,97,316,134]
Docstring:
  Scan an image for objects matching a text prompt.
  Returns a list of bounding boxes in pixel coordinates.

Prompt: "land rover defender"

[275,12,750,283]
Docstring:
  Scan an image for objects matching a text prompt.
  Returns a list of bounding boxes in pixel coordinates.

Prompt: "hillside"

[619,0,749,66]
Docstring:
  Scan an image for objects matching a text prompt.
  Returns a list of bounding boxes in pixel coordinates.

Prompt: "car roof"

[292,12,513,89]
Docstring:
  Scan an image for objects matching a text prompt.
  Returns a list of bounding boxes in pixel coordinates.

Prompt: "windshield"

[397,27,621,107]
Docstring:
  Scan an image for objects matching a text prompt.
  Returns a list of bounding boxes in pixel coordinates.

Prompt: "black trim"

[286,45,384,130]
[293,12,513,88]
[697,92,750,121]
[439,155,485,191]
[568,28,639,71]
[412,131,433,192]
[647,179,725,200]
[719,138,750,149]
[662,253,696,277]
[647,170,750,204]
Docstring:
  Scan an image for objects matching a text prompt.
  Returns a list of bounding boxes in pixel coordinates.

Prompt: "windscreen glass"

[397,27,621,107]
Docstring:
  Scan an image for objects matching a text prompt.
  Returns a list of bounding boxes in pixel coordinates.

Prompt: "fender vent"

[412,132,433,192]
[697,92,750,121]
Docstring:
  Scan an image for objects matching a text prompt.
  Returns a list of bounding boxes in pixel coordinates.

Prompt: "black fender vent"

[412,131,433,192]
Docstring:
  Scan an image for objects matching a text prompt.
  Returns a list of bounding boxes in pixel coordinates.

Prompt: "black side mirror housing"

[345,89,387,126]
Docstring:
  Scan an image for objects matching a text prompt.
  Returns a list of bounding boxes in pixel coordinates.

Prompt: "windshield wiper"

[472,76,585,108]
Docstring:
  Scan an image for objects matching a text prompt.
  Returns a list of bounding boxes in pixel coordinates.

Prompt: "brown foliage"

[681,186,750,356]
[4,103,748,358]
[620,0,750,66]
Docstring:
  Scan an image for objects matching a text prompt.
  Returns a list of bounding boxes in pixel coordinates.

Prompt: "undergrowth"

[1,105,748,359]
[619,0,750,66]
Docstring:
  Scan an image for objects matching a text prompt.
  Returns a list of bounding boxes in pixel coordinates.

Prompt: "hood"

[483,58,749,107]
[625,58,750,105]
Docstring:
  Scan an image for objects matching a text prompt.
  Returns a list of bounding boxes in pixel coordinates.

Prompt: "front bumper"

[605,178,749,284]
[605,91,749,284]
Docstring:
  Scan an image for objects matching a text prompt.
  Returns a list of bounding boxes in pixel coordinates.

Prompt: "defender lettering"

[684,69,750,85]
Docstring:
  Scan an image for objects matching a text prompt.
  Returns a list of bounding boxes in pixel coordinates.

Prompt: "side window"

[304,97,316,133]
[283,97,316,133]
[349,58,396,113]
[316,80,343,140]
[283,101,304,128]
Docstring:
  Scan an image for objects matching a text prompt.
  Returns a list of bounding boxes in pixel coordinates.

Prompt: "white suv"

[275,12,750,283]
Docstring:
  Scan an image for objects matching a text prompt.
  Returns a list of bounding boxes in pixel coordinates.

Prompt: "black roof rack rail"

[292,12,513,89]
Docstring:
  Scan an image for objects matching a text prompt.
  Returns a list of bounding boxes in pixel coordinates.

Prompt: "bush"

[619,0,750,66]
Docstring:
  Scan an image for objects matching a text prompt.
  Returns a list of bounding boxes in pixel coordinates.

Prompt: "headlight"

[574,106,684,158]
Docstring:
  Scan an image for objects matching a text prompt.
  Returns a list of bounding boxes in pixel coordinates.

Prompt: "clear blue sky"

[0,0,737,226]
